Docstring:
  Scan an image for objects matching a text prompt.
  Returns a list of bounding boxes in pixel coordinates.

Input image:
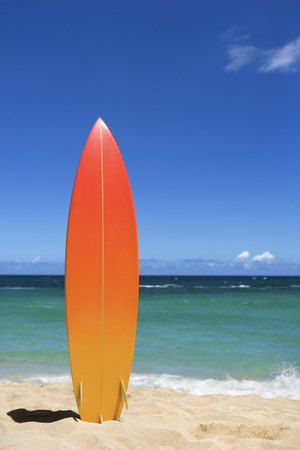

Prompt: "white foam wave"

[219,285,251,289]
[2,371,299,400]
[30,374,72,384]
[20,374,72,385]
[139,284,182,288]
[0,374,72,385]
[129,369,300,399]
[0,287,36,290]
[231,285,251,288]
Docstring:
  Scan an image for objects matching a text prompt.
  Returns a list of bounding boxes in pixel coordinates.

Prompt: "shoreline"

[1,382,299,449]
[1,367,299,399]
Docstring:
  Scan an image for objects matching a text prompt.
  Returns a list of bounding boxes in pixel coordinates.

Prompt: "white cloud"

[225,45,259,72]
[224,35,300,73]
[234,251,275,269]
[251,251,275,263]
[140,254,277,275]
[235,250,251,269]
[139,258,225,275]
[236,250,250,260]
[31,256,42,264]
[206,261,217,267]
[259,37,300,72]
[222,27,250,44]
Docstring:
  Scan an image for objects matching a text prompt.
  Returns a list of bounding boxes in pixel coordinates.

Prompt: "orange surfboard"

[65,118,139,423]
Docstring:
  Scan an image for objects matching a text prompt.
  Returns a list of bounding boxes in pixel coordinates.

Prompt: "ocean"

[0,275,299,399]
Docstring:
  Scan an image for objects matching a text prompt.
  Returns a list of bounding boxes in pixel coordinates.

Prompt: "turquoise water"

[0,275,299,398]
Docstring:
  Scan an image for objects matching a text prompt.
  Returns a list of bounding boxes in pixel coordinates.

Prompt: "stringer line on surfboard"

[100,123,105,424]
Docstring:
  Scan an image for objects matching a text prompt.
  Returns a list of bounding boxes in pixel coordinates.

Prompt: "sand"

[0,383,299,449]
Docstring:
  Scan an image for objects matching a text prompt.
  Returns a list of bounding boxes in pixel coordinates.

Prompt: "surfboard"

[65,118,139,423]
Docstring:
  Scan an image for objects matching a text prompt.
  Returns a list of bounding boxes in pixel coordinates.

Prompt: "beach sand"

[0,383,299,449]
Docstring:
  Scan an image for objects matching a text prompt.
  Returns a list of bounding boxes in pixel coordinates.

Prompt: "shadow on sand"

[7,408,80,423]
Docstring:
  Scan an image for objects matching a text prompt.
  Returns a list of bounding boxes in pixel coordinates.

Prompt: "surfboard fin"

[120,380,128,410]
[79,381,83,414]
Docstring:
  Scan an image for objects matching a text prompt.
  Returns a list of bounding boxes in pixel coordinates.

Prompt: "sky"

[0,0,299,276]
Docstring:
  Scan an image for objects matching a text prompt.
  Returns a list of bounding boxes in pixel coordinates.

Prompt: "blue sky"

[1,0,299,275]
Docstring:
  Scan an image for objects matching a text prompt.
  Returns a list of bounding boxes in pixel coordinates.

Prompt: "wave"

[0,287,36,290]
[139,283,300,290]
[2,369,299,400]
[27,374,72,384]
[139,284,257,289]
[219,285,250,289]
[139,284,182,289]
[230,285,250,288]
[139,284,252,289]
[0,374,72,385]
[129,368,300,400]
